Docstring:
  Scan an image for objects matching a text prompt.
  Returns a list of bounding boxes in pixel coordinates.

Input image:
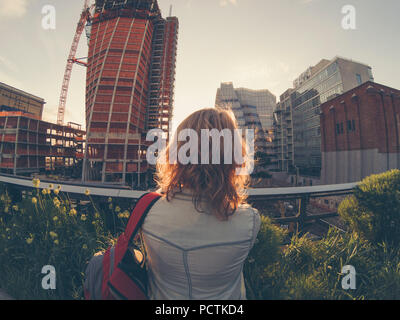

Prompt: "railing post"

[297,195,310,232]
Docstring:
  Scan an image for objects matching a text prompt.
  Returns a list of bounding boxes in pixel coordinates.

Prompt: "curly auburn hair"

[155,108,251,221]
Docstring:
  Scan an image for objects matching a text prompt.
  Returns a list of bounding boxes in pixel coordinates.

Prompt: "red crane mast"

[57,0,91,125]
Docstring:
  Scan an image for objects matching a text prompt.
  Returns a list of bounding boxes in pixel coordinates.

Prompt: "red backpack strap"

[98,192,161,300]
[106,192,161,300]
[114,192,161,264]
[125,192,161,242]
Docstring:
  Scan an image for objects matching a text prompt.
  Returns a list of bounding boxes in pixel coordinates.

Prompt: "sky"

[0,0,399,131]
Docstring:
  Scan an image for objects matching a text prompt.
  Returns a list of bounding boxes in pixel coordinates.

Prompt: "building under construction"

[83,0,179,186]
[0,83,85,177]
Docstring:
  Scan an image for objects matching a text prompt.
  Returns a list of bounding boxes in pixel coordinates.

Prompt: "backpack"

[84,192,161,300]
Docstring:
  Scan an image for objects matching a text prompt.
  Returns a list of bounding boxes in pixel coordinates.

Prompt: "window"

[356,74,362,85]
[347,120,351,131]
[347,119,357,132]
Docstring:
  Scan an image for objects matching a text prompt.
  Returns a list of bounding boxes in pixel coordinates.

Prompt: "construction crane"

[57,0,92,125]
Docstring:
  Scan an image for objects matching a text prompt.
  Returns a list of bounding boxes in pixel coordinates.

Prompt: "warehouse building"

[320,81,400,184]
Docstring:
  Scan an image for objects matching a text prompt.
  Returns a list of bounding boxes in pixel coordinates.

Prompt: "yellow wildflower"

[42,189,47,195]
[85,189,90,196]
[49,231,58,238]
[118,211,130,219]
[32,197,38,204]
[81,214,87,221]
[82,244,88,250]
[12,205,18,211]
[108,197,112,203]
[53,216,58,222]
[32,178,40,188]
[53,198,61,208]
[48,184,54,190]
[54,189,60,195]
[69,209,77,216]
[115,206,121,213]
[54,239,59,245]
[26,234,34,244]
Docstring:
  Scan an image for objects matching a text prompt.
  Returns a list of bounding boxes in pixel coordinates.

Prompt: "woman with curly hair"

[142,108,261,300]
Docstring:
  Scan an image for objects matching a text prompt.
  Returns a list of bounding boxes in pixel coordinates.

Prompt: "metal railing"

[0,172,357,229]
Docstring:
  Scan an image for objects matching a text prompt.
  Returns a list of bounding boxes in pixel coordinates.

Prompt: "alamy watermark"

[341,5,356,30]
[41,265,56,290]
[146,128,255,175]
[41,5,56,30]
[341,265,356,290]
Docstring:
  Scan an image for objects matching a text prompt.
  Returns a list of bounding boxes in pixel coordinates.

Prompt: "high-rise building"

[291,56,374,177]
[273,88,294,172]
[321,81,400,184]
[83,0,178,185]
[215,82,276,155]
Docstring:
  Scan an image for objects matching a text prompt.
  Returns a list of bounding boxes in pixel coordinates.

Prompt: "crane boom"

[57,0,91,125]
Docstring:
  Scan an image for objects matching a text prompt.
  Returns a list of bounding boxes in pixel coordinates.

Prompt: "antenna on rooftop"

[169,4,172,17]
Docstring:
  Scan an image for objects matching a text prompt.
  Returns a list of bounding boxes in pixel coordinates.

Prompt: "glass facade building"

[290,56,374,176]
[274,88,294,172]
[215,82,276,155]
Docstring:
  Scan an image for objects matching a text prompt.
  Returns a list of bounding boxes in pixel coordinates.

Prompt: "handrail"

[0,172,357,200]
[0,172,356,231]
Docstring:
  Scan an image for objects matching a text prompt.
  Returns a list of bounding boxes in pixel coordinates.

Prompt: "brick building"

[291,56,373,177]
[320,81,400,184]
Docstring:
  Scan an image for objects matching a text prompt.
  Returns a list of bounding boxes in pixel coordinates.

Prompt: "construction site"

[0,82,85,178]
[0,0,179,188]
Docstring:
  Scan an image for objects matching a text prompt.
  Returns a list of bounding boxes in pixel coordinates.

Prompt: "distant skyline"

[0,0,399,131]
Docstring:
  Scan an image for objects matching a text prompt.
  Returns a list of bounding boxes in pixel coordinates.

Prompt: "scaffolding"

[0,112,85,177]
